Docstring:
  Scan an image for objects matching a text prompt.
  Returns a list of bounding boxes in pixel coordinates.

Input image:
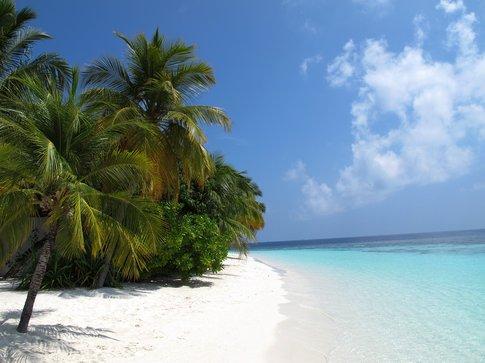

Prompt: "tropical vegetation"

[0,0,264,334]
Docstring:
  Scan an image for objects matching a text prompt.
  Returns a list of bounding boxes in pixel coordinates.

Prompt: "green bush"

[10,237,121,290]
[12,204,230,289]
[146,203,230,281]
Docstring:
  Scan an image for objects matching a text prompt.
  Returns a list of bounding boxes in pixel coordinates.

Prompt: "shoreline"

[0,255,288,362]
[252,253,332,363]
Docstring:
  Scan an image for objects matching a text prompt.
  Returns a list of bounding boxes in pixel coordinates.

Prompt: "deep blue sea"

[251,229,485,362]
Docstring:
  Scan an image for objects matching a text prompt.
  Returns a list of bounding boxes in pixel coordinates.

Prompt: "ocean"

[251,229,485,362]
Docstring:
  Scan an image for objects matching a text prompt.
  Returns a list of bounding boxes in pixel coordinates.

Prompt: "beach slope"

[0,256,286,362]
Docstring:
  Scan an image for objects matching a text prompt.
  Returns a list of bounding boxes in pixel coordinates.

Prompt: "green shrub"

[13,244,121,290]
[146,203,230,281]
[12,204,230,288]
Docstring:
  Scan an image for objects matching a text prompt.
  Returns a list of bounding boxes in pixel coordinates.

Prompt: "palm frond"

[171,105,231,131]
[170,63,215,99]
[83,56,132,93]
[81,150,155,193]
[0,189,35,266]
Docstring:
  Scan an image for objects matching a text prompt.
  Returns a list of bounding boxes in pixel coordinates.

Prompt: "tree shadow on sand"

[54,277,213,301]
[0,309,116,363]
[134,277,213,289]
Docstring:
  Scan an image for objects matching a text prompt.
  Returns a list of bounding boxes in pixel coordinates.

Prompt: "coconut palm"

[179,154,265,253]
[0,70,164,333]
[0,0,68,91]
[83,30,231,198]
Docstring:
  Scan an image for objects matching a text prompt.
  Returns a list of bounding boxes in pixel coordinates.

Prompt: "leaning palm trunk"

[17,232,55,333]
[96,249,114,288]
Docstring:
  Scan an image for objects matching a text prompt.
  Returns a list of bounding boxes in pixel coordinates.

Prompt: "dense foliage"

[15,245,112,290]
[0,70,164,277]
[145,203,229,281]
[179,154,265,253]
[0,0,265,333]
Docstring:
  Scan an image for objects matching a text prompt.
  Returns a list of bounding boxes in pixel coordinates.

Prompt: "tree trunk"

[96,250,113,289]
[16,236,54,333]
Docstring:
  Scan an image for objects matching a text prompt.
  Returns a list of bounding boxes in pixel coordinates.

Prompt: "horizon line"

[257,227,485,245]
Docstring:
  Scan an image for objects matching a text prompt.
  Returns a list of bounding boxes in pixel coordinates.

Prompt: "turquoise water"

[252,230,485,362]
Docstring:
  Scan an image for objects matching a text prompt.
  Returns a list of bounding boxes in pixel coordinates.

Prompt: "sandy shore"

[0,256,287,362]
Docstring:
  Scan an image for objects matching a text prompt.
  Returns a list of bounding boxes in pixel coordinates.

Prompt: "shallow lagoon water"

[252,230,485,362]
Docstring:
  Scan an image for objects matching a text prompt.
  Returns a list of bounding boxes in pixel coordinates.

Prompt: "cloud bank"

[288,0,485,216]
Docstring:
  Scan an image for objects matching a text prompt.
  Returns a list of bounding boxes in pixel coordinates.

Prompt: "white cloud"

[446,11,477,57]
[300,54,323,75]
[413,15,428,46]
[284,160,307,181]
[289,2,485,216]
[285,161,342,215]
[302,178,342,215]
[437,0,466,14]
[327,40,356,86]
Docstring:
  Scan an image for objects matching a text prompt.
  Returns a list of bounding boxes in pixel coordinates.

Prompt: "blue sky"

[19,0,485,241]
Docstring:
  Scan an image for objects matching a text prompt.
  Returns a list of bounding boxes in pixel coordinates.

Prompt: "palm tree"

[83,30,231,198]
[0,70,164,333]
[0,0,68,90]
[0,0,68,278]
[179,154,265,253]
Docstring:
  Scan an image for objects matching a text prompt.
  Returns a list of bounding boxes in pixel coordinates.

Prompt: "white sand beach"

[0,256,287,362]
